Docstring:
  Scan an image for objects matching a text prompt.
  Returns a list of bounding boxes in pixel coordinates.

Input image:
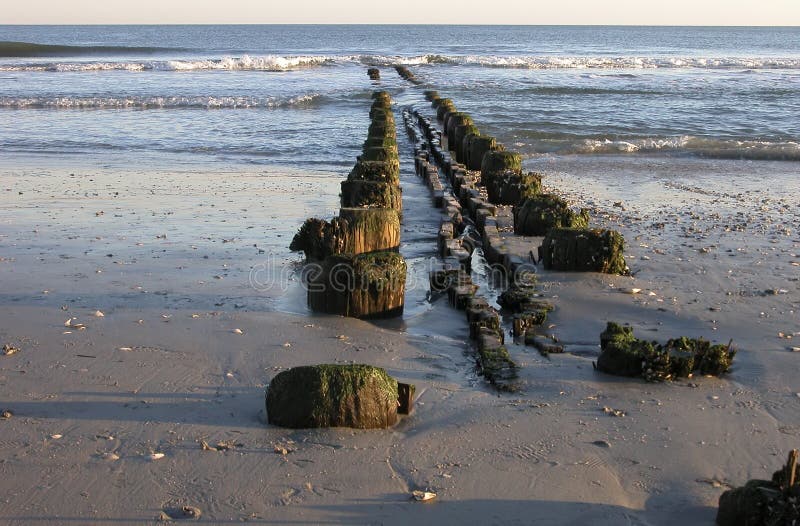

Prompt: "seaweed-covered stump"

[463,134,497,171]
[485,171,542,206]
[349,160,400,185]
[514,194,589,236]
[290,208,400,261]
[596,322,736,381]
[341,180,402,211]
[717,450,800,526]
[540,227,628,275]
[266,364,402,429]
[481,150,521,179]
[307,252,406,318]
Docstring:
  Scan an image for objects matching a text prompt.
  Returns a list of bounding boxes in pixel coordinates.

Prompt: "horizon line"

[2,23,799,27]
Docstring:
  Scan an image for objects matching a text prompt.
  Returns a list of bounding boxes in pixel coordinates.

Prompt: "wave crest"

[542,135,800,161]
[0,94,321,109]
[0,55,334,72]
[5,53,800,73]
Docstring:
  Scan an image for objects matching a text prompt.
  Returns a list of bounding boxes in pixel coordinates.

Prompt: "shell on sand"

[412,490,437,502]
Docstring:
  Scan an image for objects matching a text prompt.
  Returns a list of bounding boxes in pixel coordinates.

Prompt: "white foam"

[0,55,333,72]
[4,54,800,72]
[564,135,800,161]
[0,94,321,109]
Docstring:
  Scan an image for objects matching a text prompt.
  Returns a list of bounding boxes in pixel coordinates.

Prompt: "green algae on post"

[481,150,522,178]
[306,252,407,319]
[266,364,403,429]
[340,180,402,211]
[485,171,543,206]
[717,450,800,526]
[513,193,589,236]
[596,322,736,381]
[540,227,627,275]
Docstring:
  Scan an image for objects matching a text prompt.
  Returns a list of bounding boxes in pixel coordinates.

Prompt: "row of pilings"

[399,85,629,387]
[425,89,628,274]
[289,91,406,319]
[403,108,519,390]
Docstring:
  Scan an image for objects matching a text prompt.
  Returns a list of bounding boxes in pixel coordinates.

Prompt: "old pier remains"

[290,91,406,319]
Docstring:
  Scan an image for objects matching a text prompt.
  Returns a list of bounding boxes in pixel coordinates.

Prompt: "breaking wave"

[4,53,800,72]
[535,134,800,161]
[0,55,335,72]
[361,54,800,70]
[0,94,322,109]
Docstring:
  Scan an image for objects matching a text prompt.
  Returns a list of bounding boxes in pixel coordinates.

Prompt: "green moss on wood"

[485,171,543,206]
[481,150,522,177]
[349,160,399,184]
[359,147,399,165]
[307,252,407,318]
[597,322,736,381]
[514,193,589,235]
[436,99,456,121]
[266,364,399,429]
[341,180,402,211]
[540,228,627,275]
[363,136,398,150]
[463,134,497,171]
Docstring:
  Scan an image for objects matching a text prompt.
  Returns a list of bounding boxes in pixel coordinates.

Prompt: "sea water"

[2,25,799,172]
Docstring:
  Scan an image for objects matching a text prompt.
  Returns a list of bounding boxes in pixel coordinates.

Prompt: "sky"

[2,0,800,25]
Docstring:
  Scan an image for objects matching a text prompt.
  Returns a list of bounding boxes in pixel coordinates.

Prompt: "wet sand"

[1,153,799,525]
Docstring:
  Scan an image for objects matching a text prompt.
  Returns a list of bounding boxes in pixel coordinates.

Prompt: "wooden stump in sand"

[513,193,589,235]
[340,180,402,211]
[289,208,400,260]
[539,227,627,275]
[266,364,403,428]
[349,160,399,185]
[481,150,522,178]
[485,170,543,206]
[717,450,800,526]
[307,252,406,318]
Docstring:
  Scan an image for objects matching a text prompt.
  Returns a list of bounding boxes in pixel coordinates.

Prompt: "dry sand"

[1,155,798,525]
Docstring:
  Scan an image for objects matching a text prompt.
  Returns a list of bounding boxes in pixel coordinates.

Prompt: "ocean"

[2,24,799,172]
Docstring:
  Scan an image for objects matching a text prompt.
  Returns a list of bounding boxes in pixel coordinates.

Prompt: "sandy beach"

[1,148,798,524]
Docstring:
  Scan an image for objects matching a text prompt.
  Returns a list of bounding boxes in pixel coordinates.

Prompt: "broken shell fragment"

[64,318,86,330]
[148,452,165,461]
[412,490,437,502]
[92,310,105,317]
